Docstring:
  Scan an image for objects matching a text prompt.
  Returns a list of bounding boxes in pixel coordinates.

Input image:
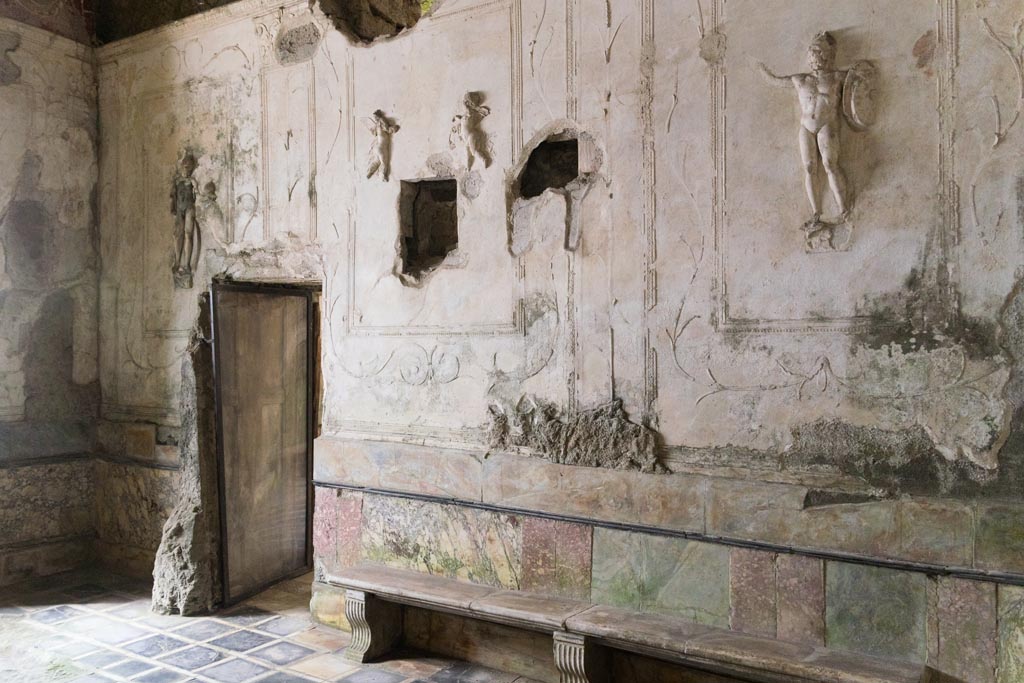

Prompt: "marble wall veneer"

[315,488,1023,680]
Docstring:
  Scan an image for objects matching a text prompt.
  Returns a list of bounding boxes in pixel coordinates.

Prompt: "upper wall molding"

[95,0,305,65]
[0,16,93,63]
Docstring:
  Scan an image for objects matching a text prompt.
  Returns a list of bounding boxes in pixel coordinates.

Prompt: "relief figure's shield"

[843,60,878,132]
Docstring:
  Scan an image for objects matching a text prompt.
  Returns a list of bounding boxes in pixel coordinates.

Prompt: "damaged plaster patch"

[277,22,322,65]
[699,31,726,65]
[846,267,1017,470]
[488,396,664,473]
[785,419,997,495]
[206,234,324,282]
[507,122,602,256]
[0,31,20,86]
[315,0,422,43]
[23,291,98,421]
[913,30,936,72]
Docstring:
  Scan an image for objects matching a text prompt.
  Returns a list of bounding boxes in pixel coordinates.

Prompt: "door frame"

[211,279,319,606]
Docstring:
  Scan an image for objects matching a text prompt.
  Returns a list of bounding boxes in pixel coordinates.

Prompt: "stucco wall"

[94,0,1024,676]
[0,17,98,583]
[0,0,93,45]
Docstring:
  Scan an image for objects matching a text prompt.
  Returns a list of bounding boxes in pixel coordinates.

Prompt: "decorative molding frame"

[341,0,527,338]
[709,0,962,334]
[260,61,318,242]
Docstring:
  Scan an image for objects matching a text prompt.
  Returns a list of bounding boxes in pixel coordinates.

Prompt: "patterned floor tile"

[428,663,520,683]
[289,653,361,680]
[123,634,190,657]
[291,626,351,651]
[31,605,85,624]
[200,657,271,682]
[216,606,275,627]
[250,640,316,665]
[373,655,447,679]
[142,614,193,630]
[340,670,407,683]
[134,670,188,683]
[2,570,532,683]
[209,629,276,652]
[75,650,124,668]
[258,615,311,637]
[108,601,154,620]
[171,619,235,641]
[257,673,320,683]
[105,658,156,677]
[157,645,225,670]
[63,615,151,644]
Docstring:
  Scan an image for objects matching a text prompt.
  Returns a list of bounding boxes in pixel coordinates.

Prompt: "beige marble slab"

[330,564,497,612]
[469,590,591,631]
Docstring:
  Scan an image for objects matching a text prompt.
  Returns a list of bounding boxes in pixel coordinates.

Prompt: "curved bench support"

[554,631,609,683]
[343,589,402,663]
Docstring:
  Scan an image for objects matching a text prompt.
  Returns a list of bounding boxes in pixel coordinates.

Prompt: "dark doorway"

[212,281,318,605]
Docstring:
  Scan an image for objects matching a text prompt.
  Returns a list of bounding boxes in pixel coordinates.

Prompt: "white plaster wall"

[95,0,1024,493]
[0,17,97,452]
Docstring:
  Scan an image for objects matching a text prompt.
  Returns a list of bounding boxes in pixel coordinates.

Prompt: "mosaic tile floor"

[0,570,539,683]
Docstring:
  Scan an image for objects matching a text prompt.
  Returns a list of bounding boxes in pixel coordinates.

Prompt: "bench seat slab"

[332,564,496,613]
[567,605,927,683]
[470,591,591,631]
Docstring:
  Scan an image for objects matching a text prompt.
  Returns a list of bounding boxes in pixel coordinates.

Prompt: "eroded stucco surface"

[0,18,98,583]
[0,0,92,44]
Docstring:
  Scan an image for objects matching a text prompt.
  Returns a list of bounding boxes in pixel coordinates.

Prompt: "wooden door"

[213,283,314,604]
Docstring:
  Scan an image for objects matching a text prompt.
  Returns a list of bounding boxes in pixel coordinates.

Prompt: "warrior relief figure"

[170,151,201,289]
[450,92,491,170]
[758,31,877,249]
[364,110,399,181]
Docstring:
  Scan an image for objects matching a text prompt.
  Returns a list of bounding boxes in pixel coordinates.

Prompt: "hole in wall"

[507,126,602,256]
[399,178,459,281]
[276,22,322,65]
[519,137,580,199]
[315,0,428,43]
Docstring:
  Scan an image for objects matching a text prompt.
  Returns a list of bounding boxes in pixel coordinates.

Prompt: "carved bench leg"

[343,589,402,663]
[554,632,609,683]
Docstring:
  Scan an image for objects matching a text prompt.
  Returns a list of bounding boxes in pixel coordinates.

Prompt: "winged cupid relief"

[758,31,878,251]
[364,110,400,182]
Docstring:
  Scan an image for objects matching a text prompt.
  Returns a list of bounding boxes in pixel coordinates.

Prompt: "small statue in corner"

[364,110,400,181]
[758,31,877,250]
[450,92,491,170]
[170,150,202,289]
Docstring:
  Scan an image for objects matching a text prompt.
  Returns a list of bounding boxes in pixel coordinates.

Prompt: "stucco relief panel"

[654,0,1016,472]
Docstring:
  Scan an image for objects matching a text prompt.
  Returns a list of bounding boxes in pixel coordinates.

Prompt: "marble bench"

[328,564,931,683]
